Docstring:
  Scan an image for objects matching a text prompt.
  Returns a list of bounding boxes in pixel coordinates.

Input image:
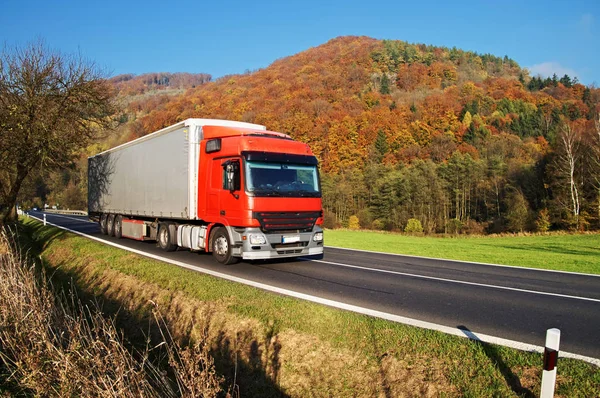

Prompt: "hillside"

[127,36,533,173]
[29,36,600,234]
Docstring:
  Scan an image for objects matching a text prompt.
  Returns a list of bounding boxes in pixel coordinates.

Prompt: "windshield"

[245,160,321,197]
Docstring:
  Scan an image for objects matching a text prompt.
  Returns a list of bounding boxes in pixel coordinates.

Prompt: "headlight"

[249,234,267,245]
[313,232,323,242]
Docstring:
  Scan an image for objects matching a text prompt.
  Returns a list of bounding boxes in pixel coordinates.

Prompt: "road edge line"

[26,215,600,367]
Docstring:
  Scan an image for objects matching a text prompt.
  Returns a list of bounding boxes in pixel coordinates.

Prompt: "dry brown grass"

[40,243,458,397]
[0,229,222,397]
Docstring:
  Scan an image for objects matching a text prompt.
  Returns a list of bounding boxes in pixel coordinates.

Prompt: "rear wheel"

[100,214,108,235]
[107,214,116,236]
[114,215,123,239]
[211,227,239,265]
[158,222,177,252]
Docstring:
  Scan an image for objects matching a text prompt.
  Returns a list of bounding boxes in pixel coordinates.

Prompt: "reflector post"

[541,328,560,398]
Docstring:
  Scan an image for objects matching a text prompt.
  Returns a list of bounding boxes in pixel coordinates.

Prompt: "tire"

[211,227,239,265]
[114,215,123,239]
[107,214,116,236]
[158,222,177,252]
[100,213,108,235]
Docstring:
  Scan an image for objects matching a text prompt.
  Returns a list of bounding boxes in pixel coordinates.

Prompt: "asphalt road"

[27,210,600,362]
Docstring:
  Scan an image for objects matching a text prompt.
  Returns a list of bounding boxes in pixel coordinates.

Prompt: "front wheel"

[211,227,239,265]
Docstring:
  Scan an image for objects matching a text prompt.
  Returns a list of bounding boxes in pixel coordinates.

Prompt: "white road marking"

[312,259,600,303]
[327,245,600,278]
[26,215,600,367]
[37,212,95,224]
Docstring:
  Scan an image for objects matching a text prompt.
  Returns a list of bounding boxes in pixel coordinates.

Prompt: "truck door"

[207,157,243,224]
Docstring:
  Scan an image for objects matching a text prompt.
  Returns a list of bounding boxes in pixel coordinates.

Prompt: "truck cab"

[198,126,324,264]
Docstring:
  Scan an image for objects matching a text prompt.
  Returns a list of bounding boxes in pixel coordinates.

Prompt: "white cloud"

[528,62,579,80]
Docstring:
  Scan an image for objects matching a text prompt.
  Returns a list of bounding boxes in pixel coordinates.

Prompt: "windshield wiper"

[253,188,282,197]
[295,190,320,197]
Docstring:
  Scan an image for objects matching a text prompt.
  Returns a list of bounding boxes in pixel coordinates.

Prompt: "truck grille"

[252,211,321,233]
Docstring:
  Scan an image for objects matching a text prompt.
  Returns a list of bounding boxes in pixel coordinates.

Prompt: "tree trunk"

[0,166,29,225]
[561,127,580,221]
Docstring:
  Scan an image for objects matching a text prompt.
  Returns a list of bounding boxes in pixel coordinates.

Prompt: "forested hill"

[34,36,600,235]
[126,36,536,173]
[112,36,599,234]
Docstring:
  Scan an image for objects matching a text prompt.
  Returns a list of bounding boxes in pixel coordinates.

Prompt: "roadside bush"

[348,215,360,230]
[404,218,423,234]
[535,208,551,233]
[461,219,486,235]
[446,218,463,234]
[357,208,374,229]
[323,209,341,229]
[371,219,385,230]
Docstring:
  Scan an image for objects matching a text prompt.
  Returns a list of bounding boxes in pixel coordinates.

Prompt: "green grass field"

[325,229,600,275]
[12,218,600,397]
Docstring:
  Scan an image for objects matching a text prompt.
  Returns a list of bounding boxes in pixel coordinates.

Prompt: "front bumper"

[228,226,324,260]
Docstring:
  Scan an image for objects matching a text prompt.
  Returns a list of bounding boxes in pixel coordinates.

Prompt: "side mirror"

[223,160,240,192]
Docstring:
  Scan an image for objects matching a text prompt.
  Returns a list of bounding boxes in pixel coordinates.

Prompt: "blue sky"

[1,0,598,85]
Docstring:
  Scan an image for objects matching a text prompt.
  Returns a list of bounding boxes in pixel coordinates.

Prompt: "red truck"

[88,119,324,264]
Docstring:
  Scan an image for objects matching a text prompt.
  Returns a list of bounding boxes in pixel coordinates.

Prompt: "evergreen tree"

[559,74,572,87]
[374,130,389,162]
[505,190,530,232]
[380,73,391,94]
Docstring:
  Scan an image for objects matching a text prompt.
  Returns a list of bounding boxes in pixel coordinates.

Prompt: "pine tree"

[374,130,389,162]
[380,73,391,94]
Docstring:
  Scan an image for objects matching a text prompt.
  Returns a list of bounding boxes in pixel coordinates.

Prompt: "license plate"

[282,235,300,244]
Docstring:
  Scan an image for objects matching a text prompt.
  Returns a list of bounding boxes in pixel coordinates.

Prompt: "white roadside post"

[43,214,47,226]
[540,328,560,398]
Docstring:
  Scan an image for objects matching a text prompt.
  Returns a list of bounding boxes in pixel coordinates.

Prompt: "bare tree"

[554,122,582,226]
[0,40,116,223]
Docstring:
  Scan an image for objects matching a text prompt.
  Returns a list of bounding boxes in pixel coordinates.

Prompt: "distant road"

[27,210,600,364]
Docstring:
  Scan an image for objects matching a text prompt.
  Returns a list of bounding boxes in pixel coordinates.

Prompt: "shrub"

[322,209,341,229]
[371,219,385,230]
[404,218,423,234]
[535,208,551,233]
[348,215,360,230]
[357,208,374,229]
[462,219,485,235]
[446,218,463,234]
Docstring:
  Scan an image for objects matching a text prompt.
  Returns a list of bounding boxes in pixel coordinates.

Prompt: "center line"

[311,259,600,303]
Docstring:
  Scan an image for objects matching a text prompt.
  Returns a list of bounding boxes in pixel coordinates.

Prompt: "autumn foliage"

[47,36,600,233]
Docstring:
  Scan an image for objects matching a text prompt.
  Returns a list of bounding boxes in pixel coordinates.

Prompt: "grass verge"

[325,229,600,274]
[12,218,600,397]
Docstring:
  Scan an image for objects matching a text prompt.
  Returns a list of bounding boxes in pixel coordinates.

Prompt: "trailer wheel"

[158,222,177,252]
[107,214,116,236]
[211,227,239,265]
[114,215,123,239]
[100,214,108,235]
